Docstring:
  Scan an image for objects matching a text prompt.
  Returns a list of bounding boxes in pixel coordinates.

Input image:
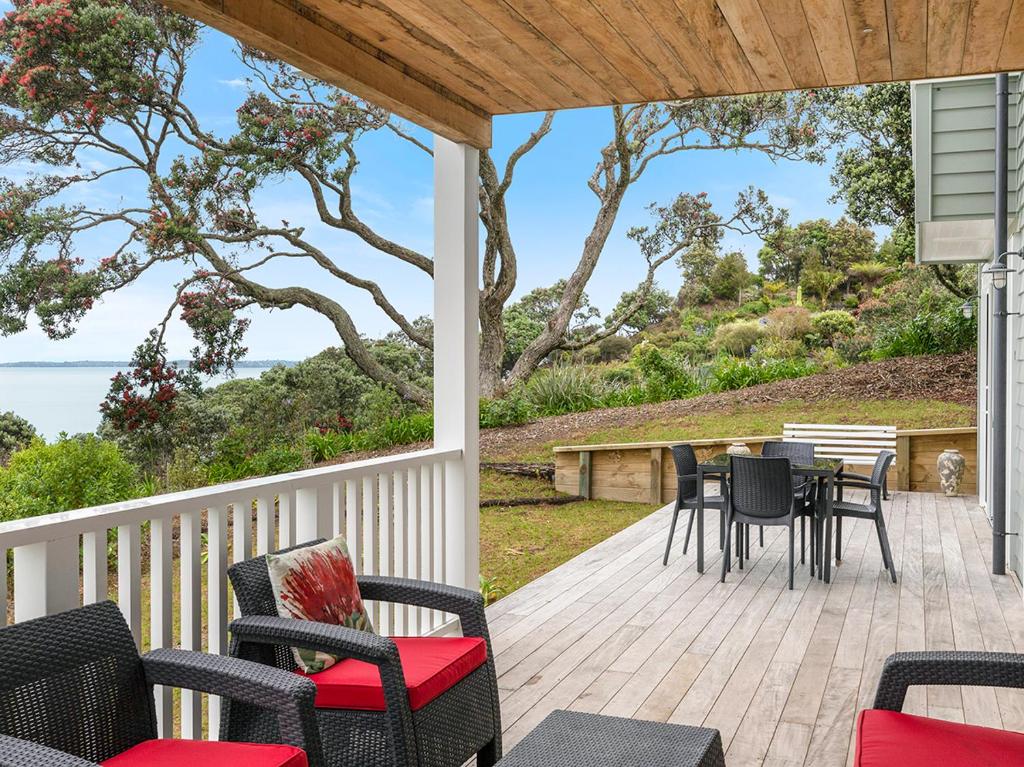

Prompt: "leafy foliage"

[0,434,138,520]
[0,410,34,464]
[708,357,818,392]
[713,320,764,356]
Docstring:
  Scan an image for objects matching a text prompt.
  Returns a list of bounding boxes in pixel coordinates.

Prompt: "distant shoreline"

[0,360,295,368]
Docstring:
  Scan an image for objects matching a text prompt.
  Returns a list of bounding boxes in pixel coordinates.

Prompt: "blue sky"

[0,13,852,363]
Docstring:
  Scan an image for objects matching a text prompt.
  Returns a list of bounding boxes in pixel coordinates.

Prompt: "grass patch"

[480,476,655,595]
[491,398,975,463]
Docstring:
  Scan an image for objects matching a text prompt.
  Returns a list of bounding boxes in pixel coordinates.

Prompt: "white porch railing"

[0,447,461,737]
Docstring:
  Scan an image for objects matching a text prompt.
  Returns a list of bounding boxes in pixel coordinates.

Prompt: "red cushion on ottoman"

[101,739,307,767]
[856,709,1024,766]
[299,636,487,711]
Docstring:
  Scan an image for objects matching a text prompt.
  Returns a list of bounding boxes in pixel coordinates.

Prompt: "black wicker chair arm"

[873,651,1024,711]
[839,470,872,482]
[142,648,324,764]
[0,735,100,767]
[229,615,400,664]
[357,575,491,638]
[834,478,877,492]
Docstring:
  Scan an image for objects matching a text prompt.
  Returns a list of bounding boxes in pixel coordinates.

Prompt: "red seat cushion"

[101,739,307,767]
[299,636,487,711]
[856,709,1024,766]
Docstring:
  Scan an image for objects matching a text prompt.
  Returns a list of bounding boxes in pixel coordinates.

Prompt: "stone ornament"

[937,448,967,497]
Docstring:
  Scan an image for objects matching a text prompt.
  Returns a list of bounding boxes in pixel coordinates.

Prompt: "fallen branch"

[481,495,584,508]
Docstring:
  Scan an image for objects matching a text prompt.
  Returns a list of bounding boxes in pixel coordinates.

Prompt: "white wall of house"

[913,74,1024,580]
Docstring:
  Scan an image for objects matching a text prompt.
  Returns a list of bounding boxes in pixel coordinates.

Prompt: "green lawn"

[493,398,975,463]
[480,470,655,596]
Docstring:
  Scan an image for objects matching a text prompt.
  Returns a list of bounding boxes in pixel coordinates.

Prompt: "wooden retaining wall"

[554,427,977,503]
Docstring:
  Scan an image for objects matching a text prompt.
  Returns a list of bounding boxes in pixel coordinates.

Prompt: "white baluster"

[433,461,446,628]
[407,467,421,636]
[0,546,6,626]
[255,496,274,556]
[232,500,253,619]
[117,525,141,649]
[278,491,294,549]
[207,505,228,738]
[332,481,343,538]
[420,464,435,630]
[180,510,203,738]
[150,517,173,735]
[82,530,108,605]
[346,480,362,567]
[377,473,392,635]
[393,470,407,635]
[361,475,378,627]
[13,536,78,622]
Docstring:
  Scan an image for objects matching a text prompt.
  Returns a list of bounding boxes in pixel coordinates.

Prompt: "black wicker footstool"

[497,710,725,767]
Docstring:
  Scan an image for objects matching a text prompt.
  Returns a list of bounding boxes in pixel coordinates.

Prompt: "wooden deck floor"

[485,491,1024,766]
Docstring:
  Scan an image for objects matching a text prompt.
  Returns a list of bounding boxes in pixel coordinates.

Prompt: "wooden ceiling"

[162,0,1024,148]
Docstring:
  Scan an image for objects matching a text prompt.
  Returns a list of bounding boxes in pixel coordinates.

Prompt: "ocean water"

[0,366,273,441]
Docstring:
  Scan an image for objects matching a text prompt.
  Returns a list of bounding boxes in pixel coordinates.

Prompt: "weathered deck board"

[486,491,1023,766]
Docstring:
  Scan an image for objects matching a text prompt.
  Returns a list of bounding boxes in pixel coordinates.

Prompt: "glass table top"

[701,453,844,473]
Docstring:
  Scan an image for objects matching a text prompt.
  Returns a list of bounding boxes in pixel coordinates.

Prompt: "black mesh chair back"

[228,539,327,672]
[730,455,794,520]
[0,601,153,763]
[762,441,814,488]
[670,444,699,500]
[761,440,814,463]
[872,450,896,488]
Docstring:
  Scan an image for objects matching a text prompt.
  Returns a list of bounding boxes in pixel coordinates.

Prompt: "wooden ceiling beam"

[160,0,492,148]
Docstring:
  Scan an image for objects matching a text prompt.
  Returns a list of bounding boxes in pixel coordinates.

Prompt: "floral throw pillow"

[266,536,374,674]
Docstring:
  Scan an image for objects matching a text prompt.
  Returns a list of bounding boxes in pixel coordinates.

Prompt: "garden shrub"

[764,306,812,341]
[628,343,700,401]
[369,412,434,447]
[713,320,764,356]
[709,357,817,392]
[0,436,139,521]
[479,391,533,429]
[754,339,804,361]
[871,302,976,359]
[812,310,857,345]
[0,411,36,465]
[524,366,606,416]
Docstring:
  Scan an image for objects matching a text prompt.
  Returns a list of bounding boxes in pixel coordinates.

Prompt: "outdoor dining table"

[693,453,845,582]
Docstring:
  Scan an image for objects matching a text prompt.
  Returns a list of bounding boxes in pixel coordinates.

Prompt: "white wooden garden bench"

[783,423,897,497]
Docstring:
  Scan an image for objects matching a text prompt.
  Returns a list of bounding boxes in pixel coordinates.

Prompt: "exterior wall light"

[984,261,1013,290]
[961,299,975,320]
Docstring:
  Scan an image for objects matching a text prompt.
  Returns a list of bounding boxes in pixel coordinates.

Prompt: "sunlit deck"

[486,491,1024,767]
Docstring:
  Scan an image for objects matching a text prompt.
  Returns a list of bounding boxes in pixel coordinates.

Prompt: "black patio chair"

[0,600,323,767]
[662,444,729,566]
[761,440,817,568]
[226,540,502,767]
[833,449,898,582]
[722,455,804,590]
[855,651,1024,763]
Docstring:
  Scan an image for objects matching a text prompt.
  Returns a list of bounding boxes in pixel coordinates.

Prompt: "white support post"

[433,137,480,591]
[13,537,79,623]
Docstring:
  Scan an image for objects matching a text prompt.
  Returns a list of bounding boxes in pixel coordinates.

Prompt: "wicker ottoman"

[497,710,725,767]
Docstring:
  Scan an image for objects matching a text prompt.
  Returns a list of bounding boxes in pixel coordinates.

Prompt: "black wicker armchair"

[226,541,502,767]
[855,651,1024,765]
[833,450,897,582]
[722,455,813,590]
[0,600,323,767]
[761,440,817,568]
[663,444,729,566]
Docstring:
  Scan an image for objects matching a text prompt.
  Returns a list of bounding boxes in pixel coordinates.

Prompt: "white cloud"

[218,78,250,89]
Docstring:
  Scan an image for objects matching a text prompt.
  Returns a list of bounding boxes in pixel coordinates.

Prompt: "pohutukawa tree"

[0,0,829,404]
